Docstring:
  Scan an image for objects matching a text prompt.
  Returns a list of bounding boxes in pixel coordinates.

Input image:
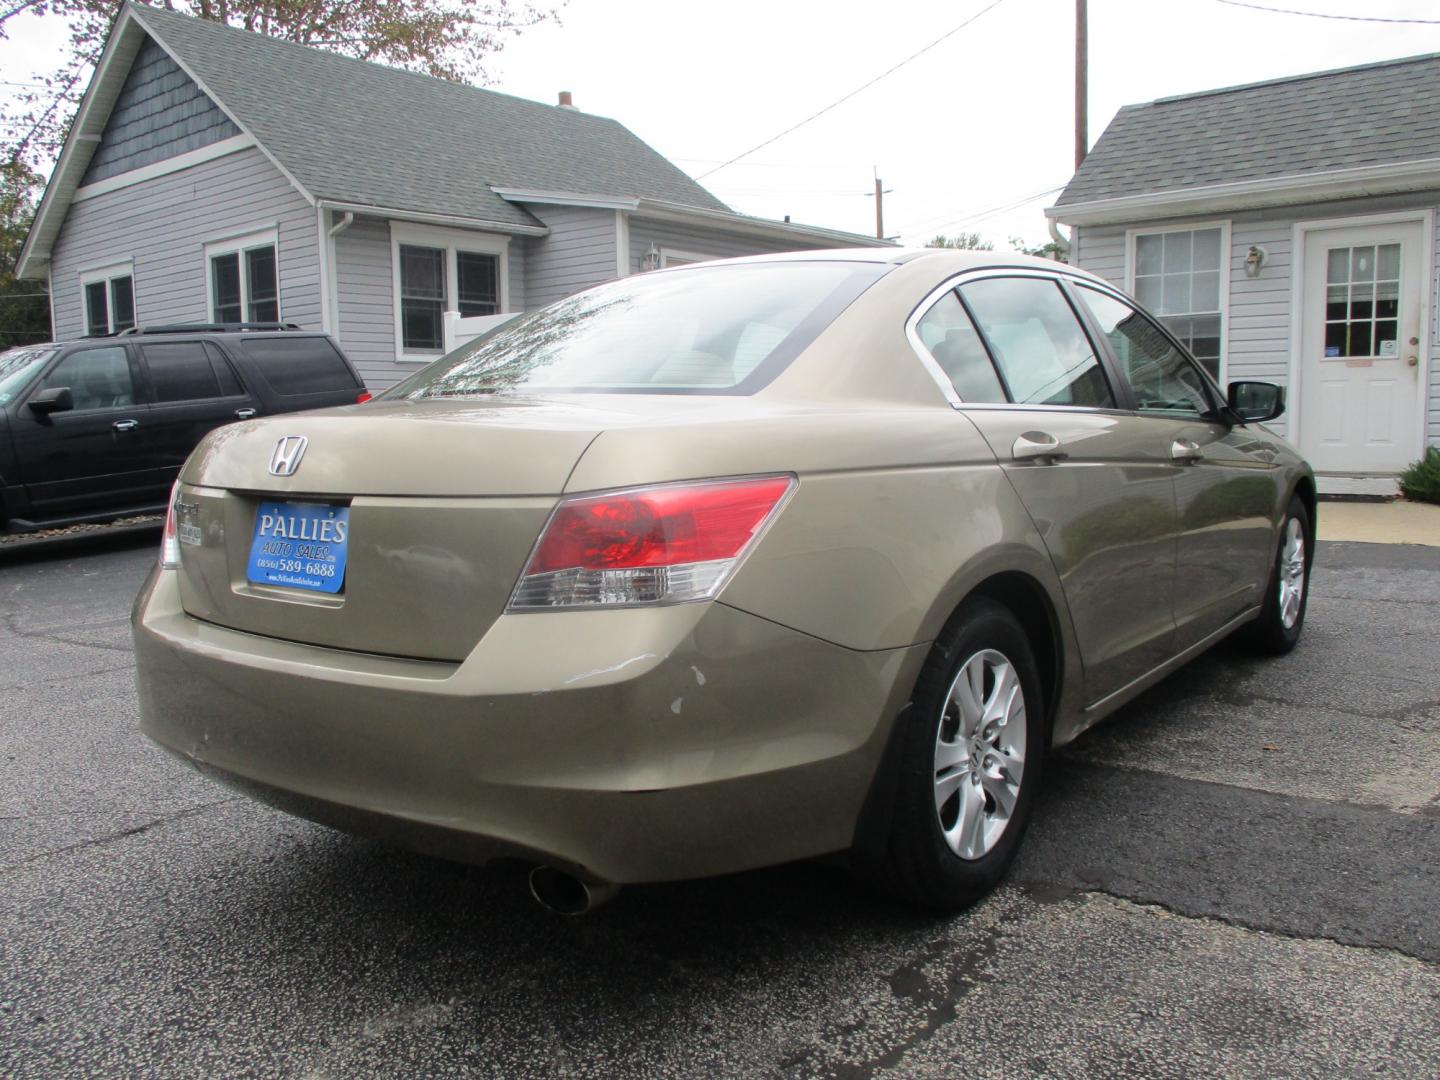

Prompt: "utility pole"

[1075,0,1088,170]
[869,169,894,240]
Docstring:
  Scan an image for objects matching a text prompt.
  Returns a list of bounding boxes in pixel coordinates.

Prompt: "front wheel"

[879,597,1045,911]
[1240,495,1312,656]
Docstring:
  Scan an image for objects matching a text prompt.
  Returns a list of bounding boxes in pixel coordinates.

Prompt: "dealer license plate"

[246,501,350,594]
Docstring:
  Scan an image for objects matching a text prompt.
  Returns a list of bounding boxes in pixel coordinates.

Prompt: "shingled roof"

[128,4,730,226]
[1051,52,1440,221]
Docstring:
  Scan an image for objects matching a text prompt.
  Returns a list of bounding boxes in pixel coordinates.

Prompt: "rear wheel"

[880,597,1045,911]
[1240,495,1311,656]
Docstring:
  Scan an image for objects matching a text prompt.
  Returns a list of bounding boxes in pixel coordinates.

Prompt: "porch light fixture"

[641,243,662,272]
[1244,245,1267,277]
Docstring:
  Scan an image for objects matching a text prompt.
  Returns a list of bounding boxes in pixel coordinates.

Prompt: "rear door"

[11,343,157,517]
[913,272,1180,704]
[136,339,261,481]
[1070,282,1282,651]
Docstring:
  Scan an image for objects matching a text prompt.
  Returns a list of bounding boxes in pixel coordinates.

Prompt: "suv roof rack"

[119,322,303,336]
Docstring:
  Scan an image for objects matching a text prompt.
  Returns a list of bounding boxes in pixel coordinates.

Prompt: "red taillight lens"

[509,475,794,610]
[159,481,181,569]
[356,390,373,404]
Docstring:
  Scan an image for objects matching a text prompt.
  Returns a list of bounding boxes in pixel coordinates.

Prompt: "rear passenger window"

[958,278,1115,408]
[142,342,223,402]
[241,337,360,395]
[914,290,1007,403]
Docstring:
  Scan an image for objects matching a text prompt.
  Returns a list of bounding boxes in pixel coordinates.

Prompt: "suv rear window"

[386,261,889,399]
[240,337,359,395]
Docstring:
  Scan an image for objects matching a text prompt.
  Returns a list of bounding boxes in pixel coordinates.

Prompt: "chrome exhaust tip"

[527,866,619,915]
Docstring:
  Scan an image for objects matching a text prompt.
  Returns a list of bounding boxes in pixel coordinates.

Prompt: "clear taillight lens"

[507,475,795,610]
[159,481,181,569]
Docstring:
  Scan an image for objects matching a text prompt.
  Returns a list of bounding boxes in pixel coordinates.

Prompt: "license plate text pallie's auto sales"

[245,501,351,594]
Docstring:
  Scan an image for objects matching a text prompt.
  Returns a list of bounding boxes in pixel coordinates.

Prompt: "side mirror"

[1227,380,1284,424]
[28,386,74,415]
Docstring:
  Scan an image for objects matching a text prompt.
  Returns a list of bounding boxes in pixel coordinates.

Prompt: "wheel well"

[966,572,1063,737]
[1293,475,1317,529]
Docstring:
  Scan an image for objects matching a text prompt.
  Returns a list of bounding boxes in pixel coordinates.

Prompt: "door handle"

[112,419,138,433]
[1012,431,1066,464]
[234,407,257,419]
[1407,356,1419,368]
[1170,438,1202,463]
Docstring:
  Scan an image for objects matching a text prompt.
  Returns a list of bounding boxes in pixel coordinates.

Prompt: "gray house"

[19,3,884,388]
[1048,54,1440,495]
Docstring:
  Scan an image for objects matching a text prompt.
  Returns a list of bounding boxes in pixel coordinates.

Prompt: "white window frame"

[390,222,511,362]
[78,261,136,335]
[204,227,281,325]
[1124,220,1231,384]
[660,247,712,268]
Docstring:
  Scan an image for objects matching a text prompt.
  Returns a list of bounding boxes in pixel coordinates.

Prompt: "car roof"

[656,246,1110,284]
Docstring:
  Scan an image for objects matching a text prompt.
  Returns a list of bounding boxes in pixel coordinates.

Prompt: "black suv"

[0,324,368,533]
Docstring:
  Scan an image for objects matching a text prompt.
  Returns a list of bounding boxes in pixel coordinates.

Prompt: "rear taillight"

[356,390,373,403]
[160,482,181,569]
[507,475,795,610]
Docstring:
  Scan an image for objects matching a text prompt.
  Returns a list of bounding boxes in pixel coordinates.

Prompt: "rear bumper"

[132,568,926,884]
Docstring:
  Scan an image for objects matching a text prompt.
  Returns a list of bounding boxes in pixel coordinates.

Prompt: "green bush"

[1399,447,1440,504]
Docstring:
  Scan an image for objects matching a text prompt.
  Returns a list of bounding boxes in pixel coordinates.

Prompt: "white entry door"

[1298,220,1427,473]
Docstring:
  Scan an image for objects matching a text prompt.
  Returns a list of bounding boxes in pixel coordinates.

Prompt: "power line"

[900,184,1065,239]
[1213,0,1440,24]
[695,0,1010,180]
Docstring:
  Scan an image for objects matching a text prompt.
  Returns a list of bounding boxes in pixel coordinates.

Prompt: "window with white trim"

[391,223,509,359]
[79,265,136,335]
[661,249,712,268]
[1131,226,1224,379]
[205,230,280,324]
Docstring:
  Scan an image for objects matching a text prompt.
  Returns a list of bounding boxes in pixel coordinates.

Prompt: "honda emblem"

[269,435,308,477]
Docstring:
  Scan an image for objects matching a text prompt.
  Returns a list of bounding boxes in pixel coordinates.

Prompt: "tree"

[0,0,558,175]
[1010,236,1068,264]
[927,232,993,251]
[0,160,50,348]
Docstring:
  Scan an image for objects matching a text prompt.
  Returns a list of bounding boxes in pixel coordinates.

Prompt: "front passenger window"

[1076,285,1216,419]
[39,347,136,411]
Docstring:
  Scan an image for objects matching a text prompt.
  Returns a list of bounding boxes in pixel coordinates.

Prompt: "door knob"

[1408,356,1419,367]
[1012,431,1066,463]
[1170,438,1203,463]
[112,419,138,432]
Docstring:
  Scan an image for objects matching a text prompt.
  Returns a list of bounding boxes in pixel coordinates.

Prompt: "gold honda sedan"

[133,250,1314,913]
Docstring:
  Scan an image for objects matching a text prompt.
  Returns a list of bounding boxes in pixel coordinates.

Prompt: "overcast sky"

[5,0,1440,246]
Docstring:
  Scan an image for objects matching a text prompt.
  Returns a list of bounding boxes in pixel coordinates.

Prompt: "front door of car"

[1070,283,1281,651]
[11,344,156,518]
[135,340,260,481]
[917,274,1181,704]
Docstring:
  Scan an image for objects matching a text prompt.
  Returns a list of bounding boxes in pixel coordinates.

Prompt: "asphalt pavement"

[1,532,1437,1079]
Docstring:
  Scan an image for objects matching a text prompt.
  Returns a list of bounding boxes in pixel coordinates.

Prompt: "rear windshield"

[385,261,888,399]
[240,337,360,396]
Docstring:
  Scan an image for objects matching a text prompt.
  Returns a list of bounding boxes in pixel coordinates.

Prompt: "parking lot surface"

[2,533,1437,1078]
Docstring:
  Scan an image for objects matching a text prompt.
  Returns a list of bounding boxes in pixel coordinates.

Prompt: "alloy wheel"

[1279,517,1306,630]
[933,648,1027,860]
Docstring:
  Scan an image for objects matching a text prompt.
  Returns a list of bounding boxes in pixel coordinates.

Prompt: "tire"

[1240,495,1312,656]
[879,597,1046,911]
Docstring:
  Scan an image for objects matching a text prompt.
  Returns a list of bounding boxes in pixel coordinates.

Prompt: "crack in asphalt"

[0,797,240,874]
[1,611,134,655]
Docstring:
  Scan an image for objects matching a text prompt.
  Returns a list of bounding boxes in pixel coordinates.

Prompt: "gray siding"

[627,218,819,273]
[50,147,319,339]
[521,205,617,309]
[1069,225,1125,288]
[81,35,240,184]
[332,216,395,386]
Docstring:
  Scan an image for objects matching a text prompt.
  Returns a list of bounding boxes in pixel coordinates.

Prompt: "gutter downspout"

[1048,218,1072,261]
[324,211,355,339]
